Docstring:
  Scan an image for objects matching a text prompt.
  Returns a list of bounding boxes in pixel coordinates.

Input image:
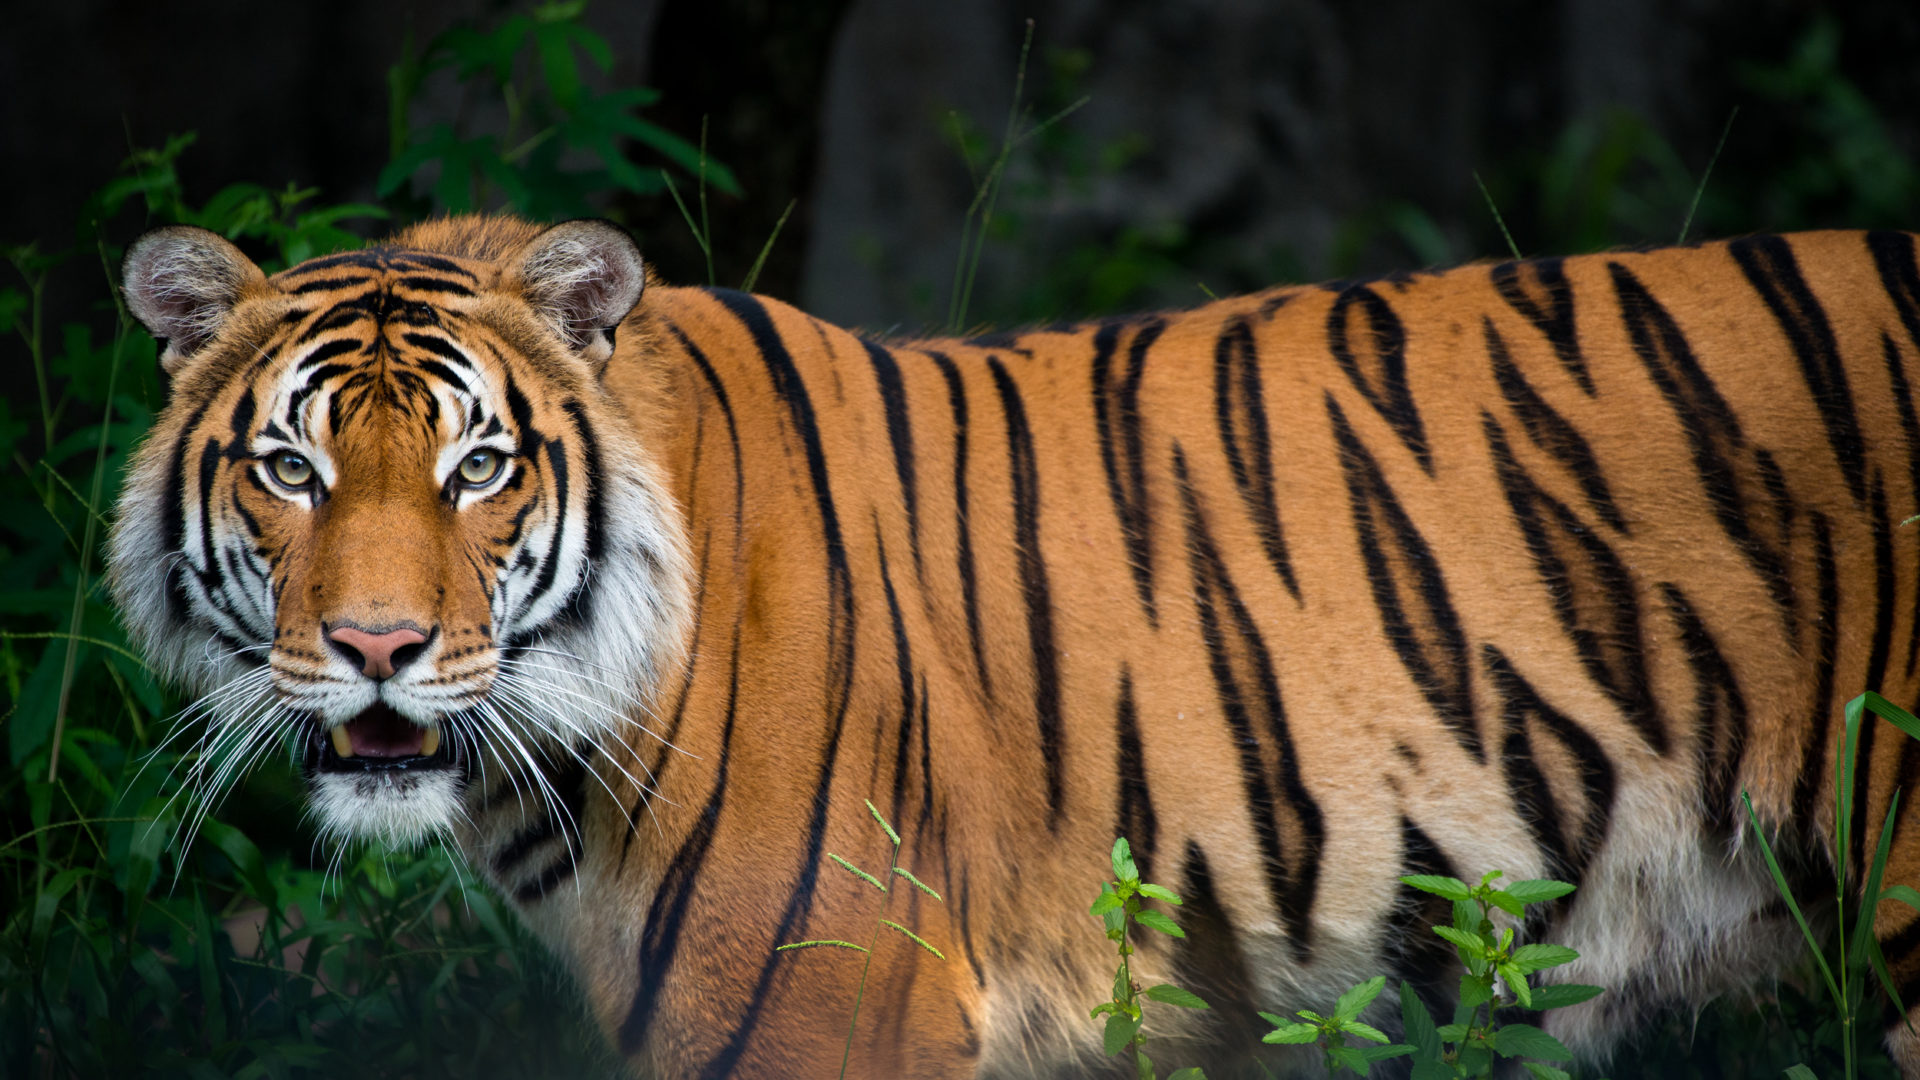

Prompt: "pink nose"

[327,625,429,679]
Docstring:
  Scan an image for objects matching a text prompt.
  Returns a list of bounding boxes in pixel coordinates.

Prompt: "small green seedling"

[1261,975,1413,1075]
[1396,871,1600,1079]
[1089,837,1211,1080]
[776,800,945,1080]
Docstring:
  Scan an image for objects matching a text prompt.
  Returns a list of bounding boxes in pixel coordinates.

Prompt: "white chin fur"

[309,769,463,849]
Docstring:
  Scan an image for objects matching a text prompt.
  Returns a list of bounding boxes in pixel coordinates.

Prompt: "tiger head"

[108,218,692,848]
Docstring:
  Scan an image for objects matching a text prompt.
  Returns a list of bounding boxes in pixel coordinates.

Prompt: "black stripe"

[396,275,475,296]
[1216,316,1300,601]
[671,322,745,527]
[288,274,378,294]
[927,352,988,693]
[1729,234,1867,505]
[1491,257,1592,393]
[988,356,1065,826]
[1850,476,1896,876]
[1176,444,1323,956]
[559,400,607,563]
[1483,413,1662,753]
[1610,261,1797,631]
[400,331,475,370]
[514,437,572,623]
[618,627,740,1055]
[295,337,366,373]
[698,290,858,1080]
[1660,583,1748,831]
[1791,513,1841,830]
[510,761,588,903]
[1113,666,1157,886]
[1387,818,1460,1017]
[1881,333,1920,682]
[620,537,712,873]
[1172,842,1261,1057]
[879,535,917,828]
[1484,644,1616,894]
[1484,318,1627,533]
[864,340,923,575]
[1328,395,1481,761]
[1094,319,1163,624]
[1328,284,1431,473]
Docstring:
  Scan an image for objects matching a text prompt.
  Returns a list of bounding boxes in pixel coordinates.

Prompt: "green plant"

[1261,975,1412,1075]
[776,799,946,1080]
[380,0,738,220]
[1744,691,1920,1080]
[1395,872,1597,1079]
[1261,873,1597,1080]
[1088,837,1210,1080]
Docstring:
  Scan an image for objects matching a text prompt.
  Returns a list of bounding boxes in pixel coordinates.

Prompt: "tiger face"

[109,219,691,847]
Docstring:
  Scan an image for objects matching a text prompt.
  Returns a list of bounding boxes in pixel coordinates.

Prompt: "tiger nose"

[326,625,429,680]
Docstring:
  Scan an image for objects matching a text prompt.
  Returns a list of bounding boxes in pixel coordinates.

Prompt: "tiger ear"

[122,226,268,375]
[510,219,646,366]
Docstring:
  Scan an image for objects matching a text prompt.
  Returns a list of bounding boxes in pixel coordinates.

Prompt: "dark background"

[4,3,1919,1077]
[7,0,1917,330]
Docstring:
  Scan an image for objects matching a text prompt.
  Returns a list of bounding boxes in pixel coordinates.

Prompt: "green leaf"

[866,799,900,846]
[1884,884,1920,911]
[1504,879,1577,906]
[1344,1021,1391,1044]
[1112,837,1138,883]
[1412,1059,1454,1080]
[829,852,885,891]
[1358,1044,1416,1063]
[1743,791,1842,1004]
[1783,1066,1819,1080]
[1487,890,1527,917]
[893,865,943,900]
[1334,975,1388,1021]
[1400,874,1472,900]
[1433,926,1485,952]
[1134,909,1185,937]
[1862,691,1920,742]
[1501,965,1533,1008]
[1458,974,1493,1010]
[1327,1045,1369,1073]
[1510,944,1580,974]
[1525,984,1604,1010]
[1521,1064,1572,1080]
[1138,882,1183,905]
[775,939,869,953]
[1436,1024,1470,1043]
[1400,981,1442,1059]
[1104,1011,1143,1056]
[1489,1023,1571,1061]
[1091,889,1124,917]
[1262,1022,1321,1045]
[881,919,944,959]
[1143,984,1210,1009]
[1165,1069,1208,1080]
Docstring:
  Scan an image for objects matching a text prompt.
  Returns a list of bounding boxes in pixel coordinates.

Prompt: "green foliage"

[1391,871,1594,1079]
[2,5,719,1075]
[380,0,738,220]
[1088,837,1210,1080]
[1744,692,1920,1080]
[1260,976,1413,1075]
[776,800,945,1080]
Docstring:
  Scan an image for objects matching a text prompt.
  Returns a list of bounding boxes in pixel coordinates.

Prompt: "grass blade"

[1677,106,1738,244]
[1743,791,1842,1004]
[739,198,796,294]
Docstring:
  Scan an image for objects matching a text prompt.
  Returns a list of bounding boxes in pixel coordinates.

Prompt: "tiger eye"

[459,448,503,486]
[268,451,313,488]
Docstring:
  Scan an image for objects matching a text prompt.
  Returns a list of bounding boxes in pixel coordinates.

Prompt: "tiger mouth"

[306,702,458,774]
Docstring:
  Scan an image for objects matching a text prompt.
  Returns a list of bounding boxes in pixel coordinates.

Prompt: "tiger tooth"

[421,725,441,757]
[330,725,354,758]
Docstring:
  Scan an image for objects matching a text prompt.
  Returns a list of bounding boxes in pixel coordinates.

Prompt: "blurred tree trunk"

[616,0,854,298]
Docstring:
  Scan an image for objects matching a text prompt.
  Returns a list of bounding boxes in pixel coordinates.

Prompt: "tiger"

[107,213,1920,1078]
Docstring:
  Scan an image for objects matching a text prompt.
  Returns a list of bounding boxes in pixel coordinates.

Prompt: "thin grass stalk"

[1678,106,1739,245]
[837,825,903,1080]
[47,238,129,783]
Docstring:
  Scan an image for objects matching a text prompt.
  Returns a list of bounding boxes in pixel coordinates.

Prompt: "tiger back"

[111,217,1920,1077]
